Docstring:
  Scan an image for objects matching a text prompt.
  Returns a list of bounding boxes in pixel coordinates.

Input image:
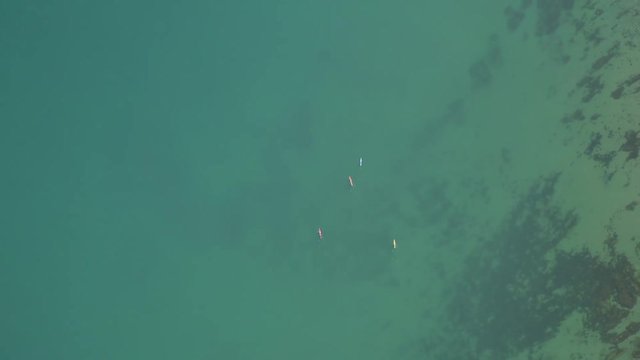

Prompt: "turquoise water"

[3,1,640,359]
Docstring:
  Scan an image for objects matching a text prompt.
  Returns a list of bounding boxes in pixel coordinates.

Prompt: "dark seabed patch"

[469,60,492,88]
[575,75,604,103]
[468,35,503,88]
[584,131,602,156]
[611,74,640,99]
[560,109,586,124]
[504,6,525,32]
[412,98,466,152]
[450,174,577,358]
[590,43,619,71]
[504,0,534,32]
[445,173,640,358]
[535,0,575,36]
[620,130,640,160]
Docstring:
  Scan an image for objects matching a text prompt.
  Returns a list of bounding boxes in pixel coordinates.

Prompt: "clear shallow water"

[2,1,640,359]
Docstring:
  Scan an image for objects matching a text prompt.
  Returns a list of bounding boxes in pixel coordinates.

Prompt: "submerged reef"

[417,0,640,357]
[449,174,640,358]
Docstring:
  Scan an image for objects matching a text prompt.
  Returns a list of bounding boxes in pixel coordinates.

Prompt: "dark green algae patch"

[447,174,640,359]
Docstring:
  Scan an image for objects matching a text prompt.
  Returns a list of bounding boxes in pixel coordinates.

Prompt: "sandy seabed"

[361,1,640,359]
